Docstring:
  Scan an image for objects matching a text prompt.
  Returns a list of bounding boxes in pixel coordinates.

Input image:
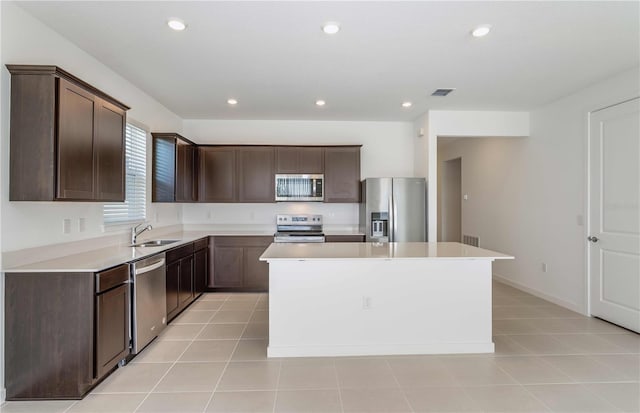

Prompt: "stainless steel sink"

[131,239,179,248]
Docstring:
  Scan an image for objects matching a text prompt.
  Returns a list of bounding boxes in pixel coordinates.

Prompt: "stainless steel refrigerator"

[359,178,427,242]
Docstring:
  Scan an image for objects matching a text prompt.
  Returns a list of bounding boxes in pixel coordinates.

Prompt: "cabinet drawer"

[213,236,273,247]
[166,243,194,263]
[325,235,365,242]
[96,264,130,293]
[194,237,208,251]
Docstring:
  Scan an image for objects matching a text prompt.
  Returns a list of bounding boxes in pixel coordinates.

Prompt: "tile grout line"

[332,359,345,413]
[201,293,262,413]
[130,293,229,413]
[385,358,416,413]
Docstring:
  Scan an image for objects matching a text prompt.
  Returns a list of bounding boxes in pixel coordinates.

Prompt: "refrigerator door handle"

[392,194,398,241]
[387,196,395,242]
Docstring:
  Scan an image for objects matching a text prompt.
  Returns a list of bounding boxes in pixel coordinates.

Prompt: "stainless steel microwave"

[275,174,324,202]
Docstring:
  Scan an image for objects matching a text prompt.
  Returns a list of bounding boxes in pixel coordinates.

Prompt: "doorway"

[588,97,639,333]
[439,157,462,242]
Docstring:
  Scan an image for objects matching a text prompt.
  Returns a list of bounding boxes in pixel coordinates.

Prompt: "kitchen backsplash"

[182,203,359,227]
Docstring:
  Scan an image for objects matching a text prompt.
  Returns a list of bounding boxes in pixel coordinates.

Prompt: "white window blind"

[103,123,147,225]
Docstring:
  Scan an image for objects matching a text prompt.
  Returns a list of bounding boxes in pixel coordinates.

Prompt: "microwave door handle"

[313,179,316,196]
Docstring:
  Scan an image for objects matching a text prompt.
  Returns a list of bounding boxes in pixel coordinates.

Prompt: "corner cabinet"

[152,133,197,202]
[209,236,272,291]
[7,65,129,201]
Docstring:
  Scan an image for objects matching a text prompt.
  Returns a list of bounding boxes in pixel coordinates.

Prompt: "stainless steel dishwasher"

[131,253,167,354]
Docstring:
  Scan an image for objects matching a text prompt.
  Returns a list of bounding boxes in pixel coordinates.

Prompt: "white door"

[589,97,640,332]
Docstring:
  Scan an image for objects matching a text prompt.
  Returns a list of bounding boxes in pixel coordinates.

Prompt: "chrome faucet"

[131,223,153,245]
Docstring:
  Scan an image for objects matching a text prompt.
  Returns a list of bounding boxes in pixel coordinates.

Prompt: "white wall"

[413,110,530,241]
[437,67,640,313]
[0,2,184,252]
[182,119,414,226]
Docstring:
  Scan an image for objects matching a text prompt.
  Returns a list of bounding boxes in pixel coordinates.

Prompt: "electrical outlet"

[78,217,86,233]
[542,263,548,273]
[362,296,372,310]
[62,219,71,234]
[207,211,212,220]
[576,214,584,226]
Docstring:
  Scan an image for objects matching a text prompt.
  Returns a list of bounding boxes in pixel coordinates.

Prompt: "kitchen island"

[260,242,513,358]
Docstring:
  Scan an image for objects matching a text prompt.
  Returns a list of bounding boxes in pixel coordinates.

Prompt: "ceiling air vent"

[431,88,455,96]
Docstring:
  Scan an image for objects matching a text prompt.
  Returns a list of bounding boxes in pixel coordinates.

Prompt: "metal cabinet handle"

[587,236,599,243]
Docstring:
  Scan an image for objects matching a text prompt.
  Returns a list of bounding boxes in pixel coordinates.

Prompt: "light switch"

[78,218,86,233]
[463,194,469,200]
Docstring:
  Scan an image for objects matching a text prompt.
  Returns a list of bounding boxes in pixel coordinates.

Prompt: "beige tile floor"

[2,281,638,413]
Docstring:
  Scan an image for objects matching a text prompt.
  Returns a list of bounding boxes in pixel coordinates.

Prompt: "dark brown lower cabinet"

[95,282,129,379]
[166,260,181,320]
[178,255,194,306]
[166,239,207,322]
[194,241,209,294]
[209,236,272,291]
[324,234,366,242]
[212,245,244,287]
[5,264,130,400]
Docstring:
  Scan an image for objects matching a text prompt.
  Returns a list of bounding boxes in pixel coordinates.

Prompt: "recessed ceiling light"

[227,98,238,105]
[471,24,491,37]
[401,101,413,108]
[167,19,187,31]
[322,22,340,35]
[315,100,326,107]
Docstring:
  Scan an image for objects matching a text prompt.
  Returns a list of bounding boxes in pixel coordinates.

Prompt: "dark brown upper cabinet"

[152,133,197,202]
[324,146,362,203]
[198,146,238,202]
[7,65,128,201]
[198,146,275,203]
[275,146,324,174]
[238,146,275,202]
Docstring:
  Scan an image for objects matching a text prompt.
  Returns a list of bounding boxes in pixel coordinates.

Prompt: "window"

[103,123,147,225]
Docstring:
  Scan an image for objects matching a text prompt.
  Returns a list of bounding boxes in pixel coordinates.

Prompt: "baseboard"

[267,342,495,358]
[492,273,586,315]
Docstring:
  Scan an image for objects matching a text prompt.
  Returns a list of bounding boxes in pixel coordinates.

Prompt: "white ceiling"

[15,1,640,121]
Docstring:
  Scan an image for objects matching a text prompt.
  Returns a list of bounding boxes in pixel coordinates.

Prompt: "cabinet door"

[179,255,194,306]
[275,147,298,173]
[243,246,269,291]
[176,142,196,202]
[238,147,275,202]
[199,147,237,202]
[212,246,243,287]
[324,147,361,203]
[95,98,126,201]
[152,136,176,202]
[95,283,129,379]
[56,78,96,200]
[166,261,180,320]
[194,248,208,295]
[298,147,324,173]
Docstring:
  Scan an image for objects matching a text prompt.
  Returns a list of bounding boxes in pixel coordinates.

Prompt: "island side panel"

[267,259,494,357]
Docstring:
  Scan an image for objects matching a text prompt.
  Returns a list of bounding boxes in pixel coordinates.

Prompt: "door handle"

[587,236,599,243]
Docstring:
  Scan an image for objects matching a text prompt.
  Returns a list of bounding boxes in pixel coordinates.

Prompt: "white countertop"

[3,229,367,273]
[260,242,514,261]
